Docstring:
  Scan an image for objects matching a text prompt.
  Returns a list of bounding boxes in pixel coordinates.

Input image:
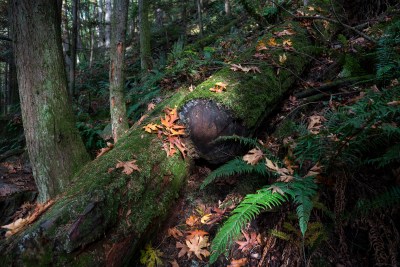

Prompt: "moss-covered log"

[0,20,316,266]
[180,21,316,163]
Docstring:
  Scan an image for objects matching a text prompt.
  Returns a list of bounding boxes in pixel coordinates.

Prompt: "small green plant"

[140,243,163,267]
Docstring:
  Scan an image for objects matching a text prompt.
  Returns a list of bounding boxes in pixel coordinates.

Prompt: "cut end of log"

[180,99,248,164]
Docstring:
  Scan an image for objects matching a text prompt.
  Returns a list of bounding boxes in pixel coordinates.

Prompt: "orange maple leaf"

[143,123,162,133]
[209,82,228,93]
[116,160,141,175]
[186,229,209,240]
[185,215,199,227]
[267,37,278,47]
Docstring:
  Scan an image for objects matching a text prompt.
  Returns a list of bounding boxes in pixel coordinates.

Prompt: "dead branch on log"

[295,75,375,99]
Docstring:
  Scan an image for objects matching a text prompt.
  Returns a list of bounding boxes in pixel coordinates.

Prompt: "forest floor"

[1,4,399,266]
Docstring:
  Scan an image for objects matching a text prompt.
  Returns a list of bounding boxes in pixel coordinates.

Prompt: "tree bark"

[10,0,89,202]
[69,0,79,98]
[109,0,129,142]
[225,0,231,16]
[196,0,204,37]
[139,0,152,70]
[1,20,315,265]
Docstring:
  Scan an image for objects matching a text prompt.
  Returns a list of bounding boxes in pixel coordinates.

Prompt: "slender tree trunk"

[139,0,152,70]
[181,0,188,42]
[97,0,105,47]
[109,0,129,142]
[196,0,204,37]
[11,0,89,202]
[105,0,112,48]
[225,0,231,16]
[69,0,79,98]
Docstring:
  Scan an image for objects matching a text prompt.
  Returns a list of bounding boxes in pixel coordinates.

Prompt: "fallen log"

[0,20,317,266]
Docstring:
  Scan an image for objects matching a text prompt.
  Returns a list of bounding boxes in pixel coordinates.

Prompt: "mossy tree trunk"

[139,0,152,70]
[10,0,90,203]
[109,0,129,142]
[1,20,316,265]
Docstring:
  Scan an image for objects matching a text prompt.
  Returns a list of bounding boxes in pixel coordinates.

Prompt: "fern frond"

[367,143,400,167]
[201,158,269,189]
[209,188,288,263]
[212,135,261,148]
[349,186,400,218]
[282,177,318,236]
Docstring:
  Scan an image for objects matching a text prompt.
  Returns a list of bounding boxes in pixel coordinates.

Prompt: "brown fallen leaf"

[308,115,326,134]
[200,214,212,224]
[236,231,260,252]
[2,200,54,237]
[186,236,210,260]
[268,185,285,195]
[176,241,191,258]
[279,53,287,64]
[96,142,114,158]
[185,215,199,227]
[243,148,264,165]
[147,102,156,111]
[116,160,141,175]
[168,227,184,240]
[274,29,295,37]
[283,39,293,47]
[387,100,400,106]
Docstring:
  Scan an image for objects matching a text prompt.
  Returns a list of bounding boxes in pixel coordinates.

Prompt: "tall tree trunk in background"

[105,0,112,48]
[109,0,129,142]
[196,0,204,37]
[139,0,152,70]
[69,0,79,97]
[225,0,231,16]
[11,0,89,202]
[8,58,18,107]
[97,0,105,47]
[181,0,188,42]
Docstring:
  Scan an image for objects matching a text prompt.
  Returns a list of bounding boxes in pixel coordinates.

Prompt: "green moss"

[181,21,317,129]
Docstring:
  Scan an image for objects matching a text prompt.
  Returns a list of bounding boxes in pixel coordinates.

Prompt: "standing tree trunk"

[105,0,112,48]
[69,0,79,98]
[225,0,231,16]
[196,0,204,37]
[10,0,89,202]
[97,0,105,47]
[109,0,129,142]
[139,0,152,70]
